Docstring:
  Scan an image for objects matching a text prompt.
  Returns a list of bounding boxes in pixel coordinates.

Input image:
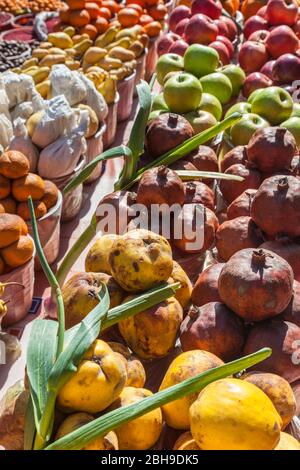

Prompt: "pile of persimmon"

[59,0,166,38]
[0,150,59,224]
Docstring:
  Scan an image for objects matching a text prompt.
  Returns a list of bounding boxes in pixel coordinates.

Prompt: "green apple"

[281,117,300,147]
[152,93,169,112]
[184,44,219,78]
[230,113,269,146]
[291,103,300,118]
[225,102,252,119]
[164,72,203,114]
[248,88,264,104]
[219,64,246,97]
[184,109,217,134]
[251,87,293,125]
[198,93,222,121]
[199,72,232,104]
[148,110,168,121]
[156,53,184,85]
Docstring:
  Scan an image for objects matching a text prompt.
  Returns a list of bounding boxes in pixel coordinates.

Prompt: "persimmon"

[99,6,112,19]
[118,7,140,26]
[86,2,102,19]
[144,20,162,36]
[148,3,167,20]
[94,16,109,32]
[1,235,34,268]
[69,9,91,27]
[79,24,98,38]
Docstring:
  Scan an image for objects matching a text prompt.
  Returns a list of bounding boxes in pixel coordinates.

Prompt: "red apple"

[185,14,218,45]
[294,19,300,38]
[215,18,229,37]
[168,39,189,56]
[209,40,230,64]
[169,5,191,33]
[257,5,267,18]
[157,32,180,56]
[266,25,299,58]
[244,15,268,39]
[260,60,276,79]
[238,41,269,73]
[242,72,273,98]
[222,16,238,41]
[248,29,270,43]
[273,52,300,83]
[266,0,299,26]
[191,0,222,20]
[216,35,234,58]
[175,17,189,36]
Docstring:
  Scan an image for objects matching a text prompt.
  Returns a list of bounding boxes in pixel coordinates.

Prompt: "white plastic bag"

[27,95,76,148]
[10,88,45,122]
[79,74,108,121]
[2,72,35,109]
[49,65,87,106]
[38,111,88,179]
[0,76,10,119]
[9,118,39,172]
[0,114,13,149]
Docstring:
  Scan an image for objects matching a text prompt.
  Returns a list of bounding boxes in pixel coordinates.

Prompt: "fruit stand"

[1,0,300,453]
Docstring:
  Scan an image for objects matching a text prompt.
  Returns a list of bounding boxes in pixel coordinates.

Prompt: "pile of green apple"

[224,86,300,147]
[152,44,246,134]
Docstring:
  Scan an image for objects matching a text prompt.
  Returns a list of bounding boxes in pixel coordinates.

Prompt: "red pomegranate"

[172,204,219,253]
[250,175,300,238]
[183,181,215,211]
[180,302,246,361]
[243,319,300,383]
[220,146,248,173]
[259,239,300,282]
[170,159,197,172]
[186,145,219,172]
[281,280,300,327]
[227,189,257,220]
[216,216,264,261]
[247,127,297,173]
[218,248,294,322]
[219,164,262,204]
[192,263,224,306]
[96,190,137,235]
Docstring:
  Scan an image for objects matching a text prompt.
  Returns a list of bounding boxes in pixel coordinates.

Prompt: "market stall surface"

[0,102,138,400]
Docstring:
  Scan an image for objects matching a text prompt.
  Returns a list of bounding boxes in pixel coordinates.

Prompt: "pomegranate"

[191,263,224,306]
[218,248,294,321]
[145,113,194,159]
[170,160,197,172]
[260,239,300,281]
[280,280,300,327]
[247,127,297,173]
[96,190,137,235]
[186,145,219,172]
[220,146,248,173]
[180,302,246,361]
[251,175,300,238]
[219,164,262,203]
[172,204,219,253]
[183,181,215,211]
[243,319,300,383]
[227,189,257,220]
[216,216,264,261]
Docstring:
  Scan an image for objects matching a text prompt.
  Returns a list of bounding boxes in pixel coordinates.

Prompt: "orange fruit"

[85,2,102,19]
[69,9,91,27]
[12,174,45,202]
[0,213,28,249]
[94,16,109,32]
[139,13,153,25]
[145,0,159,6]
[144,20,162,37]
[0,151,29,180]
[17,201,47,221]
[0,175,10,200]
[148,3,167,20]
[41,181,59,210]
[102,0,121,14]
[1,235,34,268]
[118,7,140,26]
[0,198,16,215]
[99,6,112,19]
[128,3,144,14]
[79,24,99,38]
[126,0,146,7]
